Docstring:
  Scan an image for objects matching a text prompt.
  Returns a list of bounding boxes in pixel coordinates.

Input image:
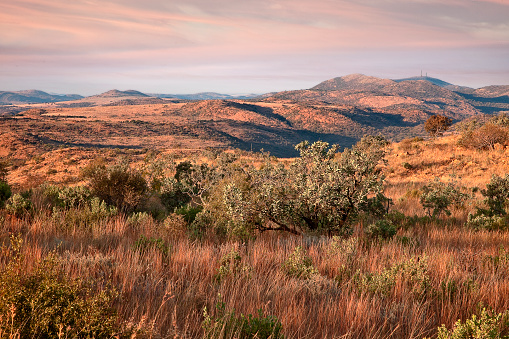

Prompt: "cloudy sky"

[1,0,508,95]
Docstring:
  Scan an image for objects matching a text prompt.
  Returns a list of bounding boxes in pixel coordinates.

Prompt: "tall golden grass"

[2,136,509,338]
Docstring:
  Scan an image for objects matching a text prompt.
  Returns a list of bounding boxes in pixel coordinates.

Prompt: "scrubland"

[2,132,509,339]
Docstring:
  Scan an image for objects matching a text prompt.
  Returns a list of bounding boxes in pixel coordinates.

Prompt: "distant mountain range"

[3,74,509,157]
[0,90,83,105]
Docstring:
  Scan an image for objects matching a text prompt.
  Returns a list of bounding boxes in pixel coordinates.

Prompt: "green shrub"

[0,181,11,208]
[436,308,508,339]
[282,246,318,279]
[482,175,509,216]
[0,236,124,338]
[132,235,170,257]
[202,302,284,339]
[466,213,508,231]
[51,197,117,231]
[5,193,32,217]
[365,219,398,240]
[420,179,469,218]
[215,249,251,282]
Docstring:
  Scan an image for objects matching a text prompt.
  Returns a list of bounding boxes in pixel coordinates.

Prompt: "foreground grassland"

[2,134,509,338]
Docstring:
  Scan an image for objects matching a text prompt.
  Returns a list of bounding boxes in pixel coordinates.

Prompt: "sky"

[1,0,508,95]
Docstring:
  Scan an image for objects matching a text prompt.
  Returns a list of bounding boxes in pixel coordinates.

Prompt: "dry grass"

[2,135,509,338]
[2,203,509,338]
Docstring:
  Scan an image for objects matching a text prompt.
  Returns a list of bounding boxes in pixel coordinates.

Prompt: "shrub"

[466,213,507,231]
[215,249,251,282]
[282,246,319,279]
[0,236,124,338]
[202,302,284,339]
[436,308,508,339]
[82,161,148,213]
[425,115,453,138]
[420,179,469,218]
[5,193,32,217]
[51,197,117,231]
[132,235,170,257]
[482,174,509,216]
[0,181,11,208]
[365,219,398,240]
[459,123,509,150]
[247,137,389,235]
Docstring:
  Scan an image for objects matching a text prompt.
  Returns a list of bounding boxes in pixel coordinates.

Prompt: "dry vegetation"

[2,130,509,338]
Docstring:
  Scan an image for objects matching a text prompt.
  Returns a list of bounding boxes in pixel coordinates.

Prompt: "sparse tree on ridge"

[425,115,453,138]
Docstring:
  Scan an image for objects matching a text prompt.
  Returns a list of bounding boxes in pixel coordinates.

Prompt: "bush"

[202,302,284,339]
[365,219,398,240]
[482,174,509,216]
[282,246,319,279]
[466,213,507,231]
[459,123,509,150]
[0,180,11,208]
[215,249,251,282]
[132,235,170,257]
[5,193,32,217]
[425,115,453,138]
[51,197,117,231]
[420,179,469,218]
[0,236,124,338]
[82,161,148,213]
[436,308,508,339]
[246,137,389,235]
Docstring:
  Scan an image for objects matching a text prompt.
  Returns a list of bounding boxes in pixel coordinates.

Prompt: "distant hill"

[393,75,453,88]
[152,92,260,100]
[0,90,83,104]
[91,89,149,98]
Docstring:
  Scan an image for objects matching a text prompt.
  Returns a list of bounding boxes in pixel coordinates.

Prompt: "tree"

[217,136,390,235]
[425,115,453,138]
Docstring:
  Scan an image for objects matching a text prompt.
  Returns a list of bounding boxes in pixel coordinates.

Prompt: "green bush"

[282,246,319,279]
[215,249,251,282]
[51,197,117,231]
[482,175,509,216]
[0,180,11,208]
[132,235,170,257]
[365,219,398,240]
[420,179,468,218]
[436,308,508,339]
[466,213,506,231]
[0,236,124,338]
[5,193,32,217]
[202,302,284,339]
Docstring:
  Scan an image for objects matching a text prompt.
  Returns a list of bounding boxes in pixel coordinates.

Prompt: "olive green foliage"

[215,249,251,282]
[365,219,398,240]
[51,197,117,231]
[132,235,170,257]
[82,160,148,213]
[467,175,509,230]
[202,302,284,339]
[436,308,509,339]
[0,236,123,338]
[5,193,32,217]
[282,246,319,279]
[39,183,92,209]
[425,115,453,138]
[420,179,469,218]
[354,256,431,298]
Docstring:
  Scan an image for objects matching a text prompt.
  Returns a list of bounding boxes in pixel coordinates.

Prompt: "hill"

[0,90,83,104]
